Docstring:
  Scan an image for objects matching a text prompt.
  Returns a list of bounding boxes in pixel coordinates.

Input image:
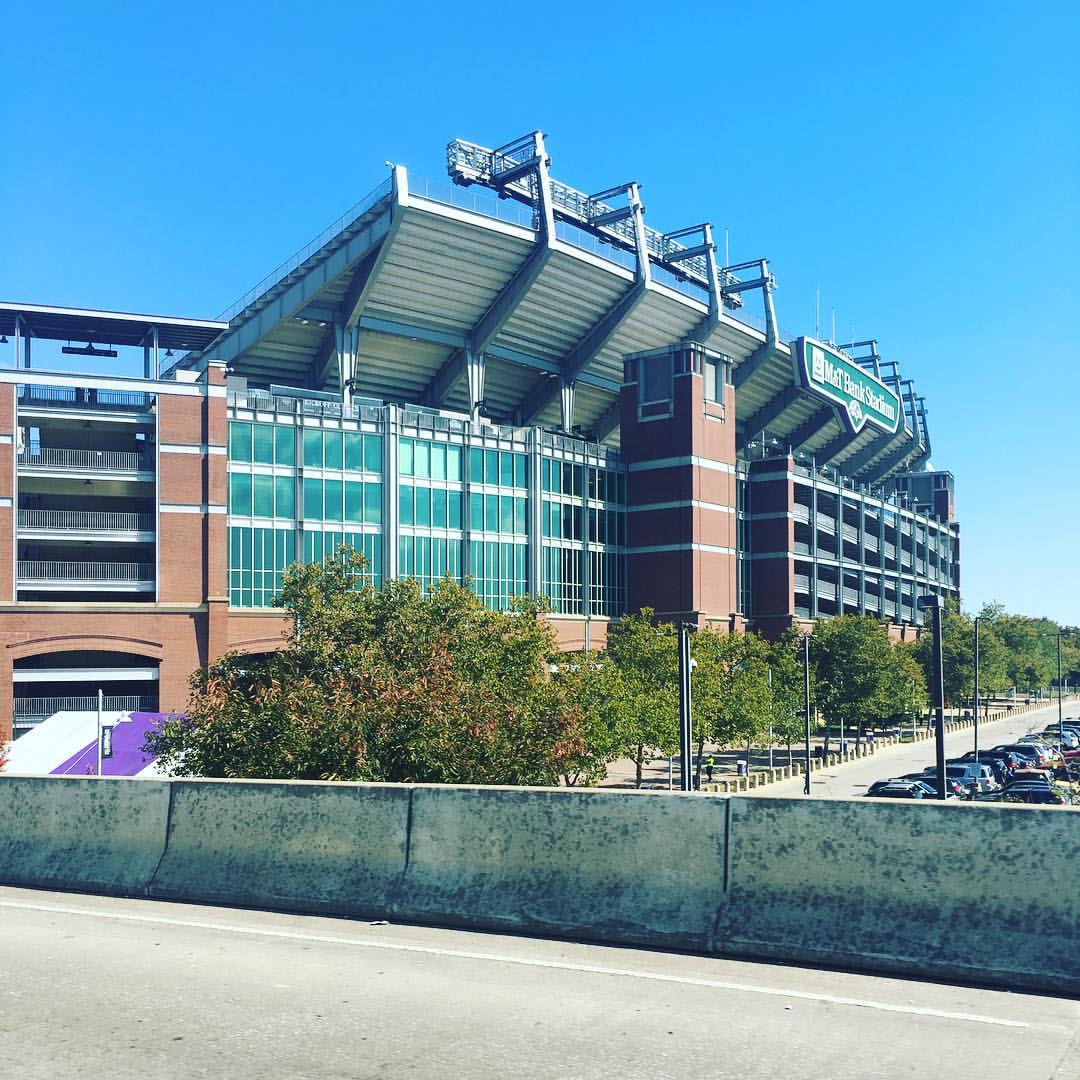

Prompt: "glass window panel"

[344,432,364,471]
[399,484,414,526]
[414,440,430,479]
[514,496,526,535]
[415,486,431,527]
[446,444,461,482]
[399,438,414,477]
[485,494,499,532]
[303,477,322,520]
[303,429,323,467]
[345,481,364,523]
[542,458,551,493]
[252,474,274,518]
[432,487,447,528]
[364,482,382,524]
[430,443,446,481]
[640,354,673,404]
[500,452,514,487]
[229,472,252,516]
[514,453,527,489]
[469,492,483,531]
[252,424,274,464]
[275,424,294,465]
[469,447,484,483]
[500,495,513,533]
[447,490,461,530]
[229,422,251,463]
[364,434,382,474]
[485,450,499,485]
[324,479,344,522]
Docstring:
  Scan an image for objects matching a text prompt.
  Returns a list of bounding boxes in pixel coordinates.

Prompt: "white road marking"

[0,898,1029,1029]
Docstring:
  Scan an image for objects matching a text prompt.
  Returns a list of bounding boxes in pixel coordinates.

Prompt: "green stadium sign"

[793,337,901,436]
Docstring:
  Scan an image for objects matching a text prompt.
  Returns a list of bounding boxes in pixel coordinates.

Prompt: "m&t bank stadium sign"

[793,337,901,436]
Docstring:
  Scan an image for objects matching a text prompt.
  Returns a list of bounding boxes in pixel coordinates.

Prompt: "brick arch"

[227,636,288,657]
[6,634,165,662]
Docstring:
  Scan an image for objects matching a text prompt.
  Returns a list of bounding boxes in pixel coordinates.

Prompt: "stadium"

[0,130,959,743]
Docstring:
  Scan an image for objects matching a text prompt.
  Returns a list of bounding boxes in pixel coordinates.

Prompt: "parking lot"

[752,702,1078,802]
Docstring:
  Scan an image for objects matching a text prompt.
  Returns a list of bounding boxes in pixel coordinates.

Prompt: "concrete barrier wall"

[0,777,172,894]
[0,775,1077,994]
[395,786,727,948]
[149,779,412,916]
[718,797,1080,992]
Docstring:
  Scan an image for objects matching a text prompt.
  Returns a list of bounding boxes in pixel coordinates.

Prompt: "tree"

[604,610,679,787]
[147,548,592,786]
[549,651,625,787]
[769,629,811,767]
[691,628,773,780]
[811,615,895,751]
[882,643,928,733]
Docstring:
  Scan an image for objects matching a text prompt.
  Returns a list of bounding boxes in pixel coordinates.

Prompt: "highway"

[1,886,1078,1079]
[751,701,1073,799]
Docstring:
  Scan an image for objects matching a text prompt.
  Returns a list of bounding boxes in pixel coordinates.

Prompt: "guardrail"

[17,560,155,584]
[18,509,154,532]
[18,447,150,472]
[216,175,394,323]
[18,385,153,411]
[13,695,153,722]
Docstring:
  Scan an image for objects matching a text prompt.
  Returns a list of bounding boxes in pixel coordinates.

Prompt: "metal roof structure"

[176,131,930,484]
[0,302,227,353]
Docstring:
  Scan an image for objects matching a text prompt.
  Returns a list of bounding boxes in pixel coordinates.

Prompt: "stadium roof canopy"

[0,302,227,353]
[174,131,929,484]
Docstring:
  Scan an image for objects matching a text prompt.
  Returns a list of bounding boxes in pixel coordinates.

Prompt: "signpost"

[793,337,901,436]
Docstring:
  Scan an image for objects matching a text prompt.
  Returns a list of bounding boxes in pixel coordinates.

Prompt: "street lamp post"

[973,616,980,769]
[918,594,947,800]
[803,634,812,796]
[1057,632,1064,744]
[678,622,695,792]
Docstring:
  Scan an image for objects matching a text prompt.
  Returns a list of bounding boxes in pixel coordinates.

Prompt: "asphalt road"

[1,886,1078,1079]
[749,701,1074,800]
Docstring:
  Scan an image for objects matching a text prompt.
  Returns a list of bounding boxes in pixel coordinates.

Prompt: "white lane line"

[0,898,1028,1029]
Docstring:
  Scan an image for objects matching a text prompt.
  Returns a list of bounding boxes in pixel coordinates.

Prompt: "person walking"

[705,755,715,783]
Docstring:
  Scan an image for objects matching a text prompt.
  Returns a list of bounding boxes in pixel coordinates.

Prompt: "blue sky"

[2,1,1077,623]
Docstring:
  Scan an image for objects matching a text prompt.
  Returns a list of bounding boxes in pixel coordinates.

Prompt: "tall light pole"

[678,622,694,792]
[973,616,980,768]
[1057,632,1064,743]
[919,594,947,800]
[803,634,812,796]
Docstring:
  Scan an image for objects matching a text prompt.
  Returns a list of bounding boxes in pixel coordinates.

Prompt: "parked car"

[1002,782,1065,805]
[941,761,1000,793]
[899,773,960,798]
[993,744,1047,769]
[1039,729,1080,749]
[866,780,926,799]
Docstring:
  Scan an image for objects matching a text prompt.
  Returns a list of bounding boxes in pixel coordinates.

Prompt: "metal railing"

[217,175,394,323]
[18,509,155,532]
[13,695,153,722]
[18,385,153,411]
[18,447,150,472]
[18,560,155,583]
[447,139,742,296]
